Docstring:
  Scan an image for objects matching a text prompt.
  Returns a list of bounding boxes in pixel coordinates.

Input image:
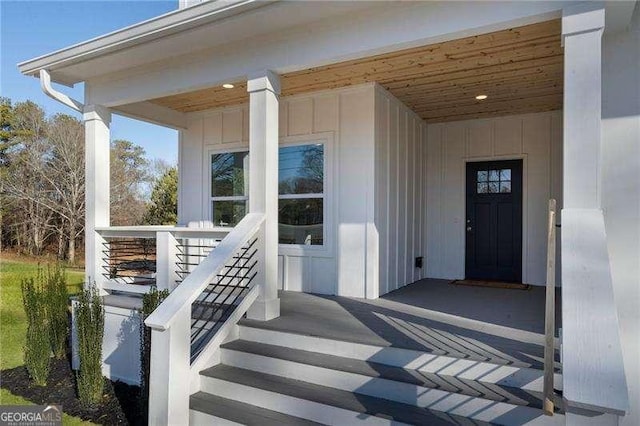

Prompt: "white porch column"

[561,5,628,424]
[84,105,111,291]
[562,3,605,209]
[246,70,280,321]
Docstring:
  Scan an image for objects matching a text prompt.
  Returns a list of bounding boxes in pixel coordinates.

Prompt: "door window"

[476,168,512,194]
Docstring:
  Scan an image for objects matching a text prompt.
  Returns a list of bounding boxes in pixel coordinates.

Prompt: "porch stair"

[189,324,565,425]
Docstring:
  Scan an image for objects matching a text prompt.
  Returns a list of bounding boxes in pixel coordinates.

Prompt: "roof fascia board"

[17,0,273,80]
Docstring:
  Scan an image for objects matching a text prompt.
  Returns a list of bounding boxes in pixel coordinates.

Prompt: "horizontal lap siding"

[375,86,428,297]
[425,110,563,285]
[179,84,378,298]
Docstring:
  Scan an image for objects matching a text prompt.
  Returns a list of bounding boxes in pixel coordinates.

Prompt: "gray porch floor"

[241,279,561,369]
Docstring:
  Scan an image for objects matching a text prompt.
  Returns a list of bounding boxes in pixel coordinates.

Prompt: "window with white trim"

[210,150,249,227]
[209,142,326,246]
[278,143,324,245]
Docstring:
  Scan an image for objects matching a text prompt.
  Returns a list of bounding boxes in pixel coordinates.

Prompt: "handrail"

[543,199,557,415]
[145,213,265,331]
[96,225,230,239]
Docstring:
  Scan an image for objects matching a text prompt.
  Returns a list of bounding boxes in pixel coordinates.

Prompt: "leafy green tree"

[110,139,150,225]
[143,167,178,225]
[0,97,17,166]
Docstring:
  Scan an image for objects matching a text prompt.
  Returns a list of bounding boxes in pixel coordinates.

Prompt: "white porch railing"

[95,225,230,294]
[143,213,266,426]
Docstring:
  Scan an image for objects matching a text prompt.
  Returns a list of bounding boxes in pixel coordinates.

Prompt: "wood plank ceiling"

[150,19,563,123]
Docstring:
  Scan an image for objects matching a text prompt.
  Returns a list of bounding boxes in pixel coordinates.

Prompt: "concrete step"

[190,392,322,426]
[237,325,563,393]
[199,364,481,425]
[220,340,549,409]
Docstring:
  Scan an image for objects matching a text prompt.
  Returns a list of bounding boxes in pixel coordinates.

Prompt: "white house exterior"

[19,1,638,425]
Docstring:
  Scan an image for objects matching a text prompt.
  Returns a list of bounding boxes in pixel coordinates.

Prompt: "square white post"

[562,3,605,209]
[561,5,626,424]
[156,231,180,292]
[246,70,280,321]
[147,307,191,426]
[84,105,111,292]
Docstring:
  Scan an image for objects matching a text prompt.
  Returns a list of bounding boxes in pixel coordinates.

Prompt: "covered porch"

[243,279,562,371]
[18,1,629,423]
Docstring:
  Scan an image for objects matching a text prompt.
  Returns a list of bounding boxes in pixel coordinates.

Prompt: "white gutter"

[39,70,83,112]
[18,0,273,84]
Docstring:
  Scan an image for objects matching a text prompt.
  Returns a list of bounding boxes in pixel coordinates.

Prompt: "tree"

[143,167,178,225]
[2,101,56,256]
[110,140,149,226]
[44,114,85,262]
[1,99,153,261]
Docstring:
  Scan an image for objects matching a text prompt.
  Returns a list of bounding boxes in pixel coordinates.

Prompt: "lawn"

[0,257,93,425]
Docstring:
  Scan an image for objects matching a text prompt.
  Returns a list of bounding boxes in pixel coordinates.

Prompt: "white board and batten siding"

[179,84,381,298]
[425,111,563,286]
[374,86,429,297]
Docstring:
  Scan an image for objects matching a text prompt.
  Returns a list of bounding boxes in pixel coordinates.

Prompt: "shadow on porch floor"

[241,279,561,370]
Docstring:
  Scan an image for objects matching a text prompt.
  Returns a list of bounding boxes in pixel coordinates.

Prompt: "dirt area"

[0,358,144,425]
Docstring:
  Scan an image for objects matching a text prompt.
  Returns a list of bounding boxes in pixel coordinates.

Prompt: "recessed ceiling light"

[475,94,488,100]
[222,83,235,89]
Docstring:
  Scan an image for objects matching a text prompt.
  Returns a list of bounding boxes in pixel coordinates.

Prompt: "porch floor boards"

[241,279,561,369]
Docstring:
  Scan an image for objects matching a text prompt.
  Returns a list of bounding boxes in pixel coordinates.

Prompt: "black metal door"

[465,160,522,282]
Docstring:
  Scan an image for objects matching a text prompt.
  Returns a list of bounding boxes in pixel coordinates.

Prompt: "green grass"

[0,257,93,425]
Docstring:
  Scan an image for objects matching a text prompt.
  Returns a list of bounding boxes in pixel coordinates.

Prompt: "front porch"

[244,279,561,370]
[18,0,630,423]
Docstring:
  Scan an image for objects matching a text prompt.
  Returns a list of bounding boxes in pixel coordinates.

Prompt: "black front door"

[465,160,522,282]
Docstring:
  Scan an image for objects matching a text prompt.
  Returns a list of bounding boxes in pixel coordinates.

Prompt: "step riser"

[199,375,410,426]
[238,326,559,392]
[220,348,555,426]
[190,410,243,426]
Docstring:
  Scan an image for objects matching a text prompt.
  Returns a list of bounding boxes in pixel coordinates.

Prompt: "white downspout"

[39,69,84,112]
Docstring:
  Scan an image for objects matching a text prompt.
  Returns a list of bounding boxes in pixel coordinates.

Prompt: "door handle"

[466,226,472,232]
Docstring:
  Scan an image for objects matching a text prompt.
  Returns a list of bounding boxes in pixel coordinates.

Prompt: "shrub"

[139,287,170,421]
[22,275,50,386]
[44,265,69,359]
[76,285,105,406]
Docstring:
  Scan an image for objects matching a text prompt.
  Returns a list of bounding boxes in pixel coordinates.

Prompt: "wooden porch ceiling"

[150,19,563,123]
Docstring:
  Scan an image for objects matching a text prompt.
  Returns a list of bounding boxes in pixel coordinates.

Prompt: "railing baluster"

[544,198,557,415]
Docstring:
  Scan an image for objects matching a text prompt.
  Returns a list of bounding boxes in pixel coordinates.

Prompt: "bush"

[76,285,105,406]
[44,265,69,359]
[139,287,170,422]
[22,275,50,386]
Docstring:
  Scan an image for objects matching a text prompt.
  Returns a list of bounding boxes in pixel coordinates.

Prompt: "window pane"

[279,198,323,245]
[477,170,488,182]
[488,170,499,182]
[488,182,499,193]
[500,181,511,193]
[477,182,488,194]
[211,152,248,197]
[212,200,246,227]
[279,144,324,195]
[500,169,511,180]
